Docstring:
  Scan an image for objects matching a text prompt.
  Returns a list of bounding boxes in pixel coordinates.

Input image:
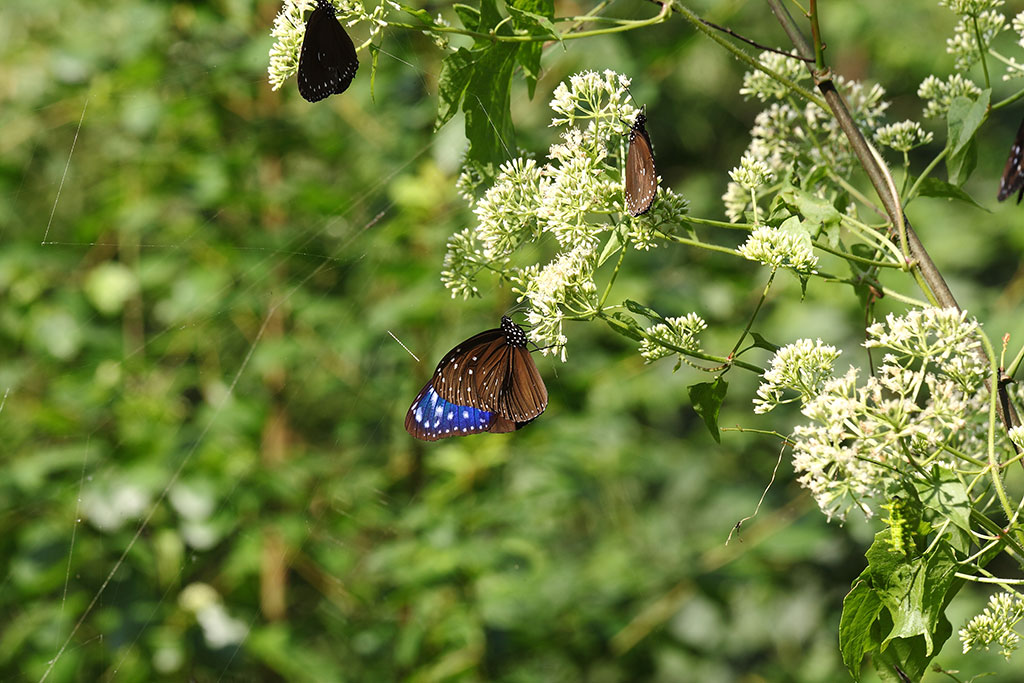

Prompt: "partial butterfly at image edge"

[297,0,359,103]
[404,317,548,442]
[998,117,1024,204]
[624,106,657,217]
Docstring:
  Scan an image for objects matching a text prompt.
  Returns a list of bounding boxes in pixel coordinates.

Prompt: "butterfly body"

[998,117,1024,203]
[405,317,547,441]
[298,1,359,103]
[624,109,657,217]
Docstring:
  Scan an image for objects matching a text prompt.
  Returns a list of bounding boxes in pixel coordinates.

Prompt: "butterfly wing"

[297,3,359,103]
[998,118,1024,203]
[451,319,547,422]
[624,116,657,217]
[433,327,507,408]
[405,381,516,441]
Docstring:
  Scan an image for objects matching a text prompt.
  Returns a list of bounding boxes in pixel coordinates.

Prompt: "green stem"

[656,231,742,257]
[597,311,764,373]
[979,331,1016,525]
[599,237,628,309]
[972,15,991,89]
[729,269,776,359]
[904,146,948,201]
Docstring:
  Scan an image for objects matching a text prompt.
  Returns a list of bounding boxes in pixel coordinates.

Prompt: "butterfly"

[405,317,548,441]
[297,1,359,103]
[624,107,657,217]
[998,117,1024,203]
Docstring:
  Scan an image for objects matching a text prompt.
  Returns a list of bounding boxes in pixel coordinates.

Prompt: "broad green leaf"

[839,579,884,678]
[873,617,952,683]
[453,3,482,32]
[876,547,956,654]
[688,378,728,443]
[507,1,556,98]
[464,43,518,167]
[914,466,971,536]
[435,48,475,130]
[780,187,841,237]
[946,90,989,185]
[913,176,988,211]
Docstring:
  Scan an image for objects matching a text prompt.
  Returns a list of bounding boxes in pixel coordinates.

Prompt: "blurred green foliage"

[4,0,1024,681]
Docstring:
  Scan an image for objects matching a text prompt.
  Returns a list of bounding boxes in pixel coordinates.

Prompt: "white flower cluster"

[475,158,544,258]
[738,225,818,273]
[757,308,991,521]
[1006,11,1024,80]
[729,154,776,190]
[443,70,690,358]
[513,245,598,361]
[724,59,891,222]
[738,52,808,102]
[939,0,1004,17]
[917,74,983,118]
[267,0,399,90]
[874,120,935,153]
[638,314,708,363]
[754,338,842,414]
[947,11,1007,71]
[960,591,1024,659]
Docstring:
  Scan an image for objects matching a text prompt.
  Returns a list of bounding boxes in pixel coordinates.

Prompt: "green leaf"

[946,90,989,186]
[875,547,956,655]
[873,618,952,683]
[687,378,728,443]
[914,466,971,537]
[604,312,644,341]
[464,43,518,167]
[400,5,440,27]
[913,176,989,211]
[507,0,557,98]
[623,299,668,325]
[435,48,475,130]
[779,187,841,237]
[598,230,623,267]
[839,579,884,678]
[453,3,482,32]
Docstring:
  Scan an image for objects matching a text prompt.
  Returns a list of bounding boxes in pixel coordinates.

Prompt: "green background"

[4,0,1024,680]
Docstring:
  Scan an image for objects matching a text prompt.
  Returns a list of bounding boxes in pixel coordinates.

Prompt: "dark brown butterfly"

[297,1,359,103]
[998,117,1024,203]
[405,317,548,441]
[624,107,657,216]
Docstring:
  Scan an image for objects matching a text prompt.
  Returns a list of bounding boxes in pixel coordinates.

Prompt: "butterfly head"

[500,316,529,347]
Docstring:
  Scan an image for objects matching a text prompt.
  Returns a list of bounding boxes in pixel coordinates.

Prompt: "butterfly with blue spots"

[405,317,547,441]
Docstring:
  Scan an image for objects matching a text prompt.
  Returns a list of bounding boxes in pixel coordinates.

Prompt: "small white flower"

[946,10,1007,71]
[960,591,1024,659]
[739,51,809,102]
[738,225,818,273]
[940,0,1005,17]
[754,338,841,414]
[729,154,776,190]
[918,74,983,118]
[638,314,707,363]
[874,120,934,152]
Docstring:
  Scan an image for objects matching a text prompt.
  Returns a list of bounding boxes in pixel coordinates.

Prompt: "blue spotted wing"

[405,317,547,441]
